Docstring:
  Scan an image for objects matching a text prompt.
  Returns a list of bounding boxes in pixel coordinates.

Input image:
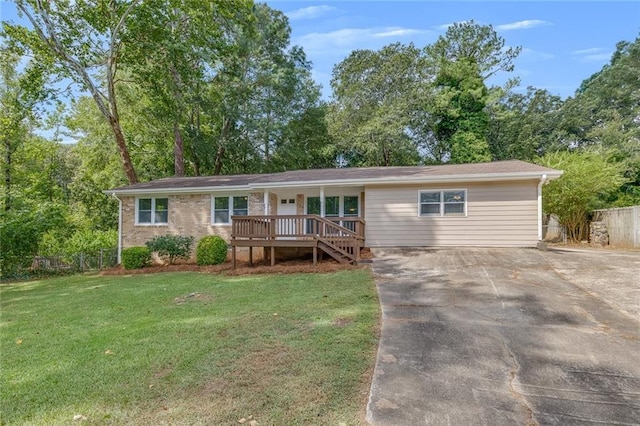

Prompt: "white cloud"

[294,27,433,55]
[286,5,338,21]
[582,53,612,62]
[571,47,612,63]
[373,27,425,38]
[572,47,607,55]
[520,48,554,61]
[496,20,550,31]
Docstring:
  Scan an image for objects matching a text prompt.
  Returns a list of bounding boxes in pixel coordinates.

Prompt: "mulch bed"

[101,248,375,277]
[100,258,368,277]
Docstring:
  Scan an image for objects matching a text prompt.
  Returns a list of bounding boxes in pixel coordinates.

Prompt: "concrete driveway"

[366,248,640,425]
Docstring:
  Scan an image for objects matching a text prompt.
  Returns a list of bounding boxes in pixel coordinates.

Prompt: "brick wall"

[121,195,232,249]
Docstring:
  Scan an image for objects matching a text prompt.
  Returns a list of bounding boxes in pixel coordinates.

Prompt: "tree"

[124,0,253,176]
[425,21,521,163]
[328,43,426,166]
[557,36,640,205]
[488,87,564,161]
[0,48,50,210]
[425,20,521,80]
[3,0,141,183]
[537,150,627,242]
[197,4,328,174]
[431,58,491,163]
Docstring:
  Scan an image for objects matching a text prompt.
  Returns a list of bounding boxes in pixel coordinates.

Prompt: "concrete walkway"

[366,248,640,425]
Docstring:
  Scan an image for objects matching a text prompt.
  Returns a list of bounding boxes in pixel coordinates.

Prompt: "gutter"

[111,193,123,264]
[537,174,547,241]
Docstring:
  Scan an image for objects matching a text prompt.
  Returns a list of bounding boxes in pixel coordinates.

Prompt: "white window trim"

[135,197,169,226]
[418,189,467,218]
[211,195,248,226]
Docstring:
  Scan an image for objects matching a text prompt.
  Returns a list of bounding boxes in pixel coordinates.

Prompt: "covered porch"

[230,214,365,268]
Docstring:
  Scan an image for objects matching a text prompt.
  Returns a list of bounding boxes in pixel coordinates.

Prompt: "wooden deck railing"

[231,215,365,265]
[231,214,365,241]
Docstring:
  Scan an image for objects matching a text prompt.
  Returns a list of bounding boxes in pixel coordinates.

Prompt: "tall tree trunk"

[173,122,185,177]
[108,112,138,184]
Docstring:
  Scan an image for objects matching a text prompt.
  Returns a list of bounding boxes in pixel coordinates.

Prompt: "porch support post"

[270,246,275,267]
[249,246,253,266]
[263,189,269,215]
[313,246,317,266]
[320,186,325,218]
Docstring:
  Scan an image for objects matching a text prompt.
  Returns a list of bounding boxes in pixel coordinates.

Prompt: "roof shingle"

[108,160,561,193]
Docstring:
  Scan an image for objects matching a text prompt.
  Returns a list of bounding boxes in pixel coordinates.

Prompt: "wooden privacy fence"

[592,206,640,248]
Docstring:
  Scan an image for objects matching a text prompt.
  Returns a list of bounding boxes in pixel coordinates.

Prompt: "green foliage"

[559,36,640,205]
[62,229,117,257]
[0,205,64,278]
[196,236,228,265]
[425,20,521,80]
[431,58,491,163]
[121,246,151,270]
[537,150,628,242]
[146,234,195,264]
[328,43,426,166]
[488,87,564,161]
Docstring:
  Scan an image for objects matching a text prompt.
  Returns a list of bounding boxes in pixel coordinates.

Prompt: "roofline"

[104,170,562,196]
[252,170,563,189]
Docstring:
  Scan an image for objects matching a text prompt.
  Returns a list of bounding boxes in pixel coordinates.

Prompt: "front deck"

[230,215,365,268]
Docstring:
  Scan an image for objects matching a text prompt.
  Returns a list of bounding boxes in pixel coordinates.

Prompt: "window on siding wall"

[419,190,466,217]
[212,196,248,224]
[137,198,168,224]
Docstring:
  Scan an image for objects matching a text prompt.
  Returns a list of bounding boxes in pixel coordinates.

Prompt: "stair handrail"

[307,215,361,239]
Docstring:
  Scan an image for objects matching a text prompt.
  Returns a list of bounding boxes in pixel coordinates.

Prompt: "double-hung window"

[212,196,248,224]
[419,190,466,217]
[137,197,168,225]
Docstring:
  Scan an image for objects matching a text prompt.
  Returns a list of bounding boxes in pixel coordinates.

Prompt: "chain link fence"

[31,248,118,272]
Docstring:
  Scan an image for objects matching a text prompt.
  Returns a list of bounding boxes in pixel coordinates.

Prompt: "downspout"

[111,193,123,264]
[537,174,547,241]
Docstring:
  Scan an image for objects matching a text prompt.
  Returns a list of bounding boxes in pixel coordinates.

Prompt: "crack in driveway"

[499,336,538,426]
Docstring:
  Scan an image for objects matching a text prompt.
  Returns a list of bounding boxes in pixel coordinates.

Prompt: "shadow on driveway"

[366,248,640,425]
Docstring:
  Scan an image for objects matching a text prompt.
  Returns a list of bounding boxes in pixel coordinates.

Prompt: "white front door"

[278,197,297,215]
[278,197,297,238]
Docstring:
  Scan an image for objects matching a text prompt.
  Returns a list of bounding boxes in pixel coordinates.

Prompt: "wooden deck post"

[313,246,317,266]
[249,246,253,266]
[232,245,236,269]
[270,246,275,267]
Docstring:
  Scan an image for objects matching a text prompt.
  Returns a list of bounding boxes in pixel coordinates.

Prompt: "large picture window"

[137,197,168,224]
[212,196,248,224]
[419,190,466,217]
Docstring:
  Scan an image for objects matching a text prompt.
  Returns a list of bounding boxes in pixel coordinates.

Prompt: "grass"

[0,270,379,425]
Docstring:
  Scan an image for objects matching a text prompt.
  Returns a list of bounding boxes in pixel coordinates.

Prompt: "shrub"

[121,247,151,270]
[0,205,65,279]
[63,229,118,257]
[145,234,194,265]
[196,236,228,266]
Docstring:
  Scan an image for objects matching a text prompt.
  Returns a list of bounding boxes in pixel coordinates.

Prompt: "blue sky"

[266,1,640,99]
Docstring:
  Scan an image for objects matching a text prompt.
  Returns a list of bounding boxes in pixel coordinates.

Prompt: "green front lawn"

[1,270,379,425]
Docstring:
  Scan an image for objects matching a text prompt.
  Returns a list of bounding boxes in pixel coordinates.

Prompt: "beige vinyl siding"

[364,180,539,247]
